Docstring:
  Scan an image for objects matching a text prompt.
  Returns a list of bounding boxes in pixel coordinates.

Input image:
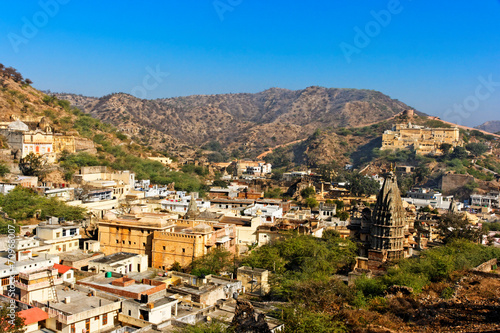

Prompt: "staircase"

[46,268,59,303]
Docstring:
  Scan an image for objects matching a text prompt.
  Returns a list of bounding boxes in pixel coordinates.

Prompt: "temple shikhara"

[349,169,415,271]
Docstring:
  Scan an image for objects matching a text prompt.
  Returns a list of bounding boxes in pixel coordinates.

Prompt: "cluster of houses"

[0,119,499,331]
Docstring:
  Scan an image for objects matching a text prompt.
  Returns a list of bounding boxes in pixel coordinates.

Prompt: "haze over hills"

[55,87,413,153]
[475,120,500,134]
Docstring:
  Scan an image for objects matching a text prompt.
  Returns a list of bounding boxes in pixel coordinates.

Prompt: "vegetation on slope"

[0,64,207,192]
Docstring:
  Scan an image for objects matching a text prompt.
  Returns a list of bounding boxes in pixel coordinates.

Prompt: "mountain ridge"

[54,86,414,155]
[476,120,500,134]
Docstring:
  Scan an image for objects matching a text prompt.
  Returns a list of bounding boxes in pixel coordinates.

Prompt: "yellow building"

[381,122,462,155]
[97,211,177,265]
[152,219,236,270]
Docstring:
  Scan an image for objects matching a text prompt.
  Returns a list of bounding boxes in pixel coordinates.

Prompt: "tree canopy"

[242,232,357,298]
[0,187,86,222]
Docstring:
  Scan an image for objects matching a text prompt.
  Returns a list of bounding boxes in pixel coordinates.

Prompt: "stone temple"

[368,171,407,266]
[349,169,412,271]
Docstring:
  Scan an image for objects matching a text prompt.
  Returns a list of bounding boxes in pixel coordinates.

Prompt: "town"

[0,97,499,332]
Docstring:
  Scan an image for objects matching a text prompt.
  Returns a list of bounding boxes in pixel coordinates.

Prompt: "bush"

[0,163,9,177]
[355,276,386,298]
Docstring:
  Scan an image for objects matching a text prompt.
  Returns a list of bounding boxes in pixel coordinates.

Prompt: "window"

[182,248,185,253]
[102,313,108,325]
[128,310,131,316]
[56,321,62,330]
[71,323,75,333]
[163,246,166,250]
[116,240,119,244]
[85,319,90,331]
[142,243,146,247]
[95,315,99,320]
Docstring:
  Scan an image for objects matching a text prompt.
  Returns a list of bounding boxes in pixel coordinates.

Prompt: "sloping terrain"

[476,120,500,134]
[55,86,411,153]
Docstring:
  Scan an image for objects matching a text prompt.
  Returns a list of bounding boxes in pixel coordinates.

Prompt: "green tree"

[19,153,48,178]
[0,187,86,221]
[438,213,483,244]
[450,146,468,160]
[346,173,380,197]
[264,188,282,199]
[300,187,316,198]
[212,180,228,188]
[280,306,346,333]
[190,248,232,277]
[333,200,345,211]
[0,302,26,333]
[465,143,488,157]
[0,219,19,235]
[336,211,349,221]
[304,197,318,209]
[170,262,182,272]
[440,143,452,155]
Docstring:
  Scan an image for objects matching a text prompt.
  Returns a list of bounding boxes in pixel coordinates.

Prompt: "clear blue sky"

[1,0,499,126]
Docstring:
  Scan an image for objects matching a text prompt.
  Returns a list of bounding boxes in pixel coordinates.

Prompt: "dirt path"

[256,138,307,160]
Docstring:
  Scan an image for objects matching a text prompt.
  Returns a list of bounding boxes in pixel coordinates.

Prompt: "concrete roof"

[48,285,116,314]
[80,276,157,294]
[91,252,140,265]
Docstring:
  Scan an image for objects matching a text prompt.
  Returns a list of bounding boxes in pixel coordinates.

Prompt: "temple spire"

[185,193,200,220]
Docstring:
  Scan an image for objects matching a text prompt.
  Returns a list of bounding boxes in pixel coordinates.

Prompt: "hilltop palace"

[381,118,462,155]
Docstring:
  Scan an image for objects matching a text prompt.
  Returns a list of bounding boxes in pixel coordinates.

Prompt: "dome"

[38,117,52,132]
[103,212,117,220]
[193,223,212,233]
[130,206,142,214]
[8,120,29,132]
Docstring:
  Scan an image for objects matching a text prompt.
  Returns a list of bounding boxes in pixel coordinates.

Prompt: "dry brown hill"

[476,120,500,134]
[55,86,412,154]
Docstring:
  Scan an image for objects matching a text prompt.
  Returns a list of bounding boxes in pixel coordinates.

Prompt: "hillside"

[476,120,500,134]
[55,87,412,155]
[0,64,209,192]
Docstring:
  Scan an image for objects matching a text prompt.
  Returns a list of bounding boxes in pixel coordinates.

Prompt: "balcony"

[15,277,63,291]
[18,268,58,280]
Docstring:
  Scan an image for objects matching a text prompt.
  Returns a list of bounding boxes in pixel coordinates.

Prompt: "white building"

[403,188,462,210]
[471,192,500,208]
[318,202,337,220]
[42,187,74,201]
[35,219,81,254]
[88,252,148,274]
[122,294,179,325]
[243,204,283,223]
[38,285,122,333]
[160,197,211,213]
[0,252,60,281]
[246,163,272,176]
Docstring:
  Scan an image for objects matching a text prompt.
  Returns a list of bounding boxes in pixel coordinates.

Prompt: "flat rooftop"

[59,250,103,262]
[49,285,117,314]
[81,276,159,294]
[91,252,139,265]
[124,293,178,308]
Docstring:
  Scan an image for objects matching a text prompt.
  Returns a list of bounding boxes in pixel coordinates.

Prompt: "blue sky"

[1,0,499,126]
